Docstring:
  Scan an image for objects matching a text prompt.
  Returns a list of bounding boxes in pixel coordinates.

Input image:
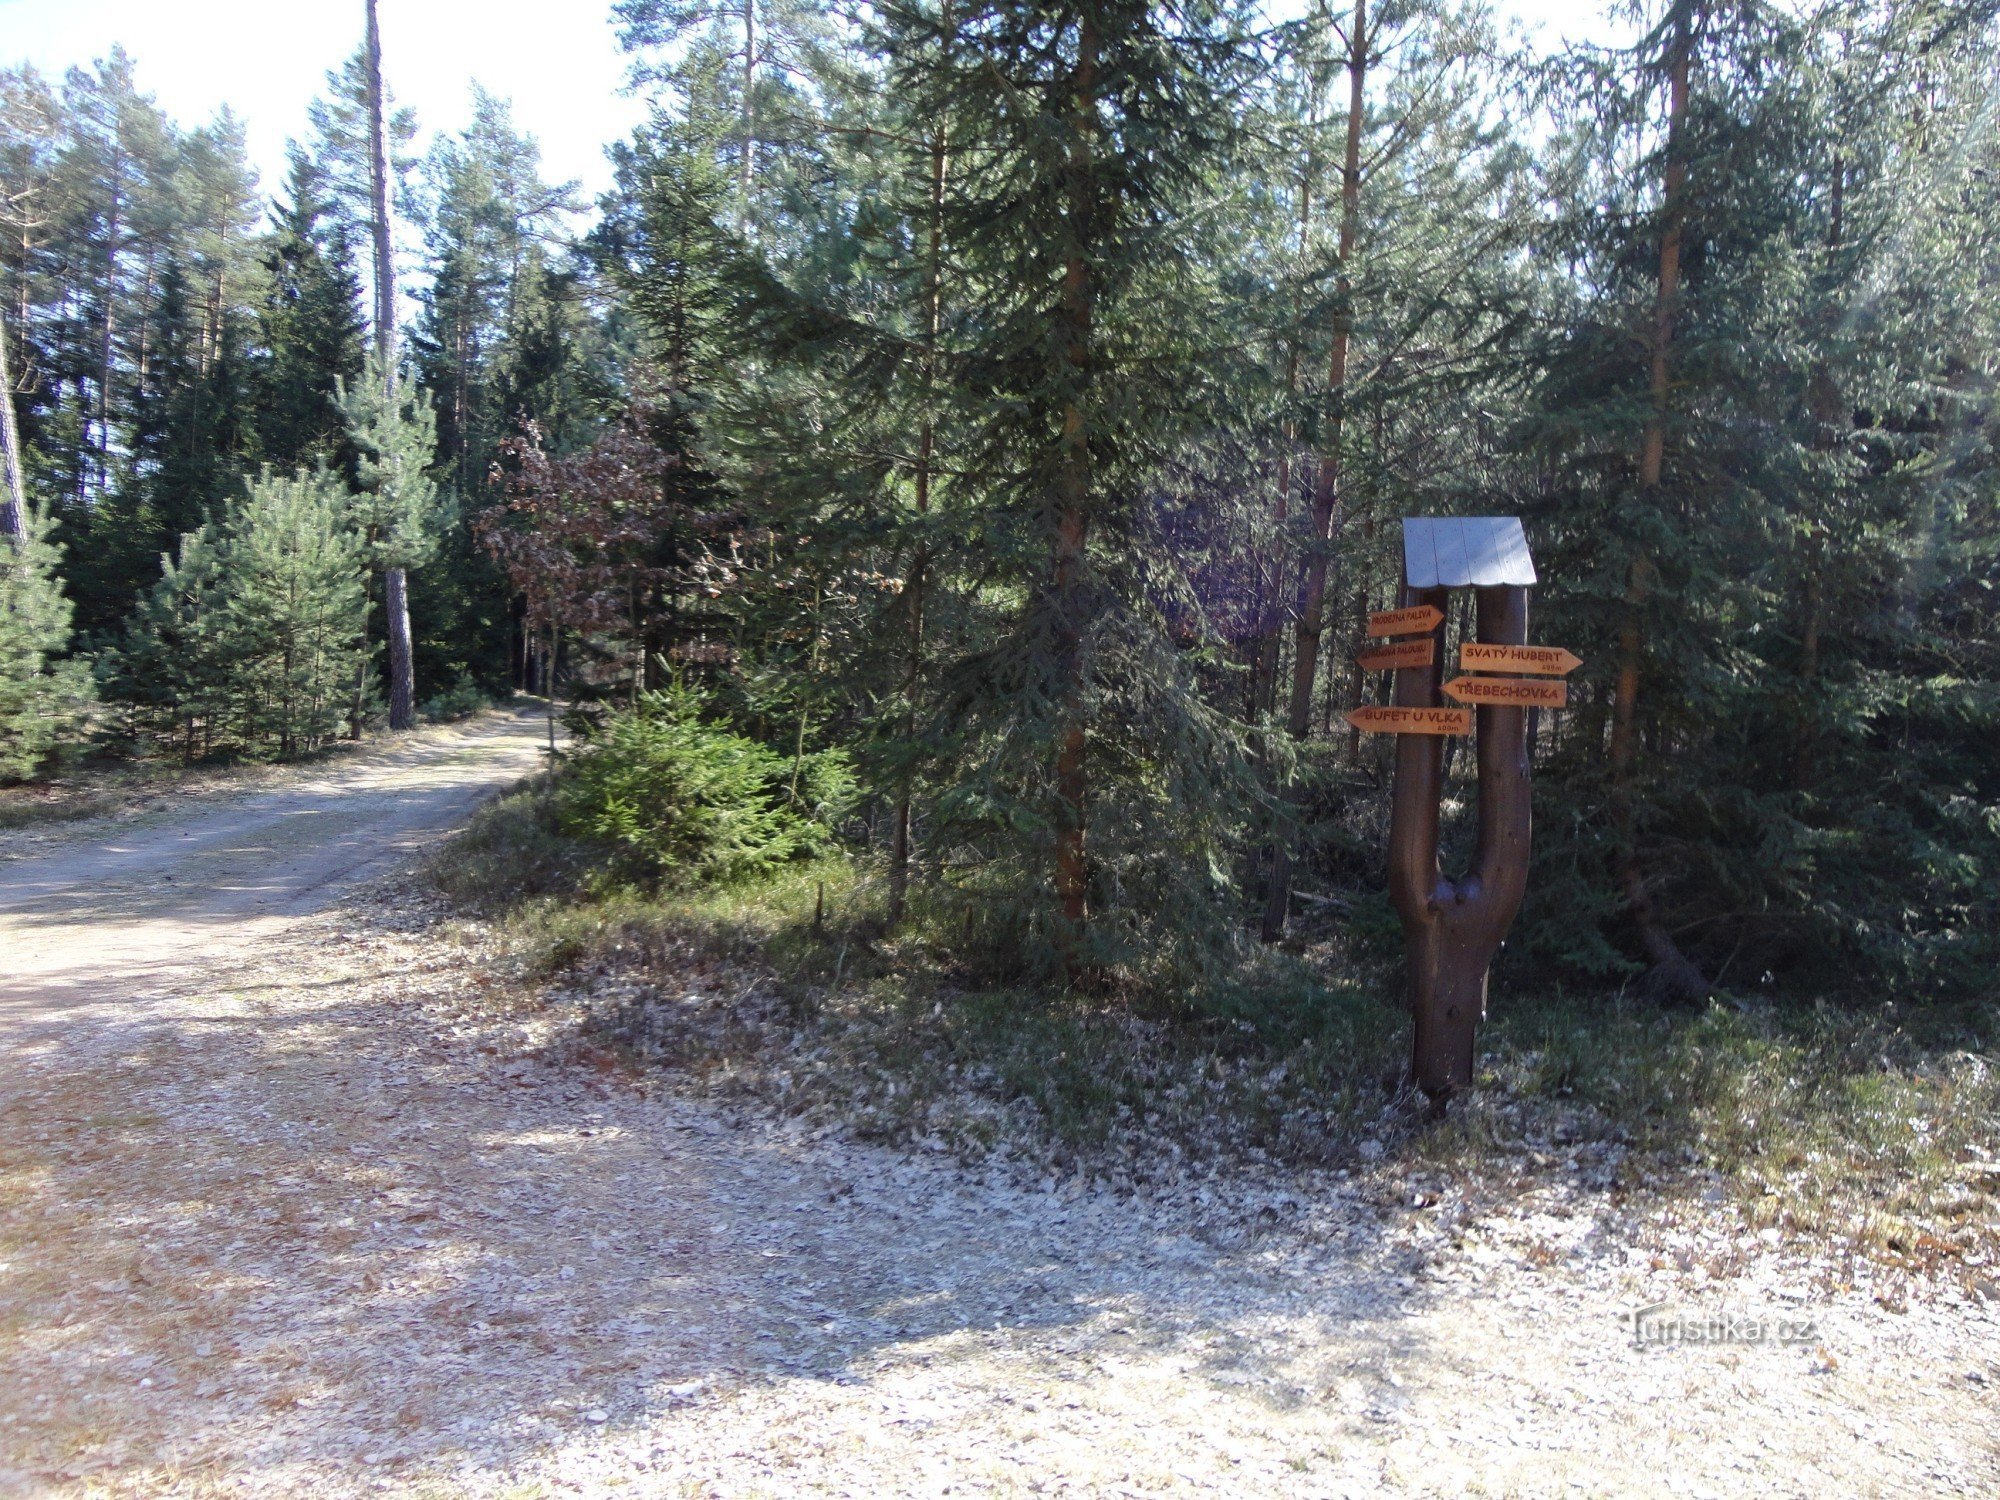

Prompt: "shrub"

[421,675,491,723]
[556,688,848,886]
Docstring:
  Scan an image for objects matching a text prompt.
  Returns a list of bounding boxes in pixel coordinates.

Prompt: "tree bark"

[1609,4,1705,1003]
[96,146,124,506]
[1390,584,1533,1098]
[889,76,951,930]
[1051,17,1100,958]
[1250,156,1315,722]
[1263,0,1368,941]
[0,305,27,541]
[740,0,758,231]
[1794,157,1845,792]
[365,0,418,731]
[385,564,415,731]
[546,619,559,763]
[364,0,396,382]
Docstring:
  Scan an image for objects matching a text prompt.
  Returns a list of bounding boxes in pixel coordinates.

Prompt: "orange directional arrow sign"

[1366,605,1446,638]
[1458,642,1583,676]
[1443,676,1568,708]
[1355,637,1435,672]
[1345,705,1473,736]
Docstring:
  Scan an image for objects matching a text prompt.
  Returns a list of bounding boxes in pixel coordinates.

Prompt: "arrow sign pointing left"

[1346,705,1473,736]
[1355,637,1435,672]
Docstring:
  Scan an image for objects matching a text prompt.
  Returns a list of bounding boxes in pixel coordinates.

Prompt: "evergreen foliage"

[259,158,369,476]
[4,1,1999,1008]
[0,504,93,778]
[109,469,366,759]
[337,354,447,574]
[558,687,852,886]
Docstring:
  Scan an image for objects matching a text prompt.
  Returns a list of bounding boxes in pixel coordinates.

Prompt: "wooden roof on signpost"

[1402,516,1536,588]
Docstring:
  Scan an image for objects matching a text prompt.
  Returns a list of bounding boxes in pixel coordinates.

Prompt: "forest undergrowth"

[430,778,2000,1283]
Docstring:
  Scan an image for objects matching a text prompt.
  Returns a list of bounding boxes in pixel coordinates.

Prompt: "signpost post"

[1343,517,1576,1100]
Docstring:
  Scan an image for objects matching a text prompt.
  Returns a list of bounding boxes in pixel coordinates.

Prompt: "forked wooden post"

[1383,520,1537,1097]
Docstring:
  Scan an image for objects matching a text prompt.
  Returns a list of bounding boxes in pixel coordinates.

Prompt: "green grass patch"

[1431,986,2000,1262]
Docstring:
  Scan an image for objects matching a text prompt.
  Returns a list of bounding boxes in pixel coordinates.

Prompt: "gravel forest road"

[1,708,1994,1498]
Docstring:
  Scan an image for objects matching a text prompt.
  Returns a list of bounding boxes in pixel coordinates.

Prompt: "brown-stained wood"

[1366,604,1445,638]
[1345,704,1471,735]
[1443,676,1567,708]
[1458,643,1581,676]
[1355,637,1435,672]
[1388,583,1533,1099]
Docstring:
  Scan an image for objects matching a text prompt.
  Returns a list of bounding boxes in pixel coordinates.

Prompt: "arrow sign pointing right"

[1366,605,1446,638]
[1458,643,1583,676]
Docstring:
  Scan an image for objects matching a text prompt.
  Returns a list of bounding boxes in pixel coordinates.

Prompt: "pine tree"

[614,0,847,231]
[108,524,232,759]
[218,468,368,757]
[298,40,418,346]
[413,88,584,499]
[98,253,262,618]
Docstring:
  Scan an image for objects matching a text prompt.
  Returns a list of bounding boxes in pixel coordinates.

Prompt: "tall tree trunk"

[364,0,417,731]
[96,153,124,506]
[1251,151,1315,724]
[1051,18,1099,958]
[0,305,27,541]
[1263,0,1368,942]
[364,0,396,382]
[385,564,415,730]
[349,563,374,739]
[889,81,950,930]
[546,618,559,764]
[740,0,758,231]
[1794,155,1845,791]
[1609,4,1705,1002]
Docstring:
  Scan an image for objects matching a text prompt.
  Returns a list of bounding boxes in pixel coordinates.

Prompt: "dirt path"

[0,713,1993,1497]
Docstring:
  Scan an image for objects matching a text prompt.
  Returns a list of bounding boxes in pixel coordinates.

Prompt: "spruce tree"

[259,155,367,476]
[874,0,1263,977]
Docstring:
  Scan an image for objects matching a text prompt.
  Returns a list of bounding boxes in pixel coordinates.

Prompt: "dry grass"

[430,788,2000,1280]
[0,784,122,831]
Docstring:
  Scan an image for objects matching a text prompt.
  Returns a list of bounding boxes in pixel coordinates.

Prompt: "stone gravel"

[0,717,1994,1498]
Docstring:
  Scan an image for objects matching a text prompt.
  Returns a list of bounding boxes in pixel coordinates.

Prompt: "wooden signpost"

[1458,643,1582,676]
[1366,604,1446,637]
[1344,704,1472,736]
[1340,516,1583,1100]
[1354,637,1435,672]
[1443,676,1567,708]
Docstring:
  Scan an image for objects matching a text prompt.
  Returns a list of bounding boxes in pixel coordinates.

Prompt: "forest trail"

[0,706,553,1023]
[1,714,1994,1498]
